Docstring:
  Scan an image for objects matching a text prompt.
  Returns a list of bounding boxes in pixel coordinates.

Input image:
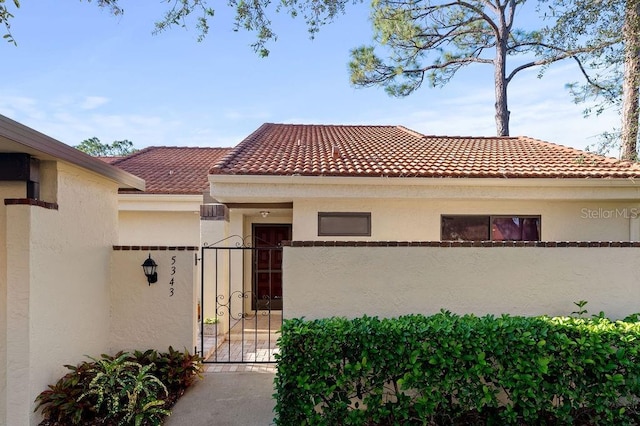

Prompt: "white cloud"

[80,96,110,110]
[0,96,46,121]
[223,109,272,121]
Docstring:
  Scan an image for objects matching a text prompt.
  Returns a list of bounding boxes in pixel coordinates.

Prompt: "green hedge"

[274,313,640,425]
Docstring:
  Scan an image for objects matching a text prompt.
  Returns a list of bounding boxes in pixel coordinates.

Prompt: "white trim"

[118,194,202,212]
[209,175,640,203]
[209,174,640,188]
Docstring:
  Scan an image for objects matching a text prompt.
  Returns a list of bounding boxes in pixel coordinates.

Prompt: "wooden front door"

[253,224,291,310]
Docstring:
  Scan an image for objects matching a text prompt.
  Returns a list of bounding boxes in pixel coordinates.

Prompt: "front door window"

[253,224,291,310]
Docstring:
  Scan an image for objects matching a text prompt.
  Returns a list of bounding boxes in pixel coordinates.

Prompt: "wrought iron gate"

[198,235,283,363]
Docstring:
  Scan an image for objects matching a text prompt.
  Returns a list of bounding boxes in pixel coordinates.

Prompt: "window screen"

[441,215,540,241]
[318,212,371,236]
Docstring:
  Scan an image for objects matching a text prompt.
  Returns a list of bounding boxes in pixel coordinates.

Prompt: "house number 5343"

[169,256,176,297]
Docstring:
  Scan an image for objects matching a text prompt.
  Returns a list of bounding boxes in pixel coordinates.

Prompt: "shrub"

[34,360,98,425]
[77,353,169,425]
[35,347,203,425]
[274,313,640,425]
[130,347,203,403]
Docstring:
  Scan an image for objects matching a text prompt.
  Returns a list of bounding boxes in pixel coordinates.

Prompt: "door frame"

[251,223,291,311]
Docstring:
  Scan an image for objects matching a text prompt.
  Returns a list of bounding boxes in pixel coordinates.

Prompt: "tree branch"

[505,41,614,83]
[571,56,619,100]
[419,56,494,72]
[457,0,500,35]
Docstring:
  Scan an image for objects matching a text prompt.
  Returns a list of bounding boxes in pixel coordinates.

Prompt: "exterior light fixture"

[142,254,158,285]
[260,211,270,218]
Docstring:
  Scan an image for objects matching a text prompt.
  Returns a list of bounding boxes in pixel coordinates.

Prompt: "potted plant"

[203,317,219,336]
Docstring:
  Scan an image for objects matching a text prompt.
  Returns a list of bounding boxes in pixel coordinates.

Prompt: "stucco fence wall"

[283,243,640,320]
[111,247,198,353]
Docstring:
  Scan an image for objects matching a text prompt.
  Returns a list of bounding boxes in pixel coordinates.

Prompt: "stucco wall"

[284,246,640,321]
[200,220,229,334]
[292,199,640,241]
[0,182,28,426]
[5,204,32,426]
[5,163,119,425]
[110,249,197,353]
[118,210,201,246]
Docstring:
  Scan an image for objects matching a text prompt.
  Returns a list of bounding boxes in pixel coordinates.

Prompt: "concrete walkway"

[164,365,277,426]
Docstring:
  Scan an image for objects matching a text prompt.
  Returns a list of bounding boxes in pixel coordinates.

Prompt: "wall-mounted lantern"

[260,210,270,218]
[141,254,158,285]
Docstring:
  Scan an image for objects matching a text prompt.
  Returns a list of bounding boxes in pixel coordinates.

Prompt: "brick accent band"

[113,246,199,251]
[4,198,58,210]
[281,240,640,248]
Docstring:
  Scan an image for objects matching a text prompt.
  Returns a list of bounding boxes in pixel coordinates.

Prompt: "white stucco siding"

[117,194,203,246]
[292,199,639,241]
[110,250,196,352]
[5,205,32,425]
[210,176,640,242]
[284,246,640,321]
[1,182,29,426]
[5,163,119,426]
[39,160,58,203]
[200,220,230,334]
[119,210,201,245]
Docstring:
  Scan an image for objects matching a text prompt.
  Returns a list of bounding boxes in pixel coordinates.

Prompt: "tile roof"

[112,147,232,194]
[97,156,124,164]
[211,123,640,179]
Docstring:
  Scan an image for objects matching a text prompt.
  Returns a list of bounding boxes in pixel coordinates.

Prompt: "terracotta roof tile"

[97,156,124,164]
[112,147,232,194]
[210,123,640,179]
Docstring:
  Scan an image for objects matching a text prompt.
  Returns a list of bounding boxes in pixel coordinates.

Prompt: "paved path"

[164,365,277,426]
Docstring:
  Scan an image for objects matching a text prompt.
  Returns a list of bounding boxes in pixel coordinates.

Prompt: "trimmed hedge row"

[274,312,640,425]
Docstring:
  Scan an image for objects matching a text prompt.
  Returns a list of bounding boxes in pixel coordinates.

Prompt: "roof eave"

[0,115,145,191]
[209,174,640,187]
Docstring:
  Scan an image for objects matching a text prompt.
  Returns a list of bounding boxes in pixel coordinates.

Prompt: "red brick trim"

[113,246,199,251]
[281,241,640,248]
[4,198,58,210]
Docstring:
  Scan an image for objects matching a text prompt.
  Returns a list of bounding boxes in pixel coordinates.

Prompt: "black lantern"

[142,254,158,285]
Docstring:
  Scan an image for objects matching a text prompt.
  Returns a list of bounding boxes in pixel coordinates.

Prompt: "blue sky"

[0,1,621,154]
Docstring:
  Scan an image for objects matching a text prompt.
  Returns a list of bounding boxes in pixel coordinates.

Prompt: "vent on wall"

[200,203,229,221]
[0,153,40,199]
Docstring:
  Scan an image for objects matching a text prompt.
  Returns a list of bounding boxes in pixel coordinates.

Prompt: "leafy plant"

[35,348,203,425]
[131,347,204,399]
[624,312,640,322]
[34,360,98,424]
[571,299,589,317]
[203,317,219,324]
[78,353,169,425]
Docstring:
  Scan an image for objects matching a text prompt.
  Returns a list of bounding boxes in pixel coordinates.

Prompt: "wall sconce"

[141,254,158,285]
[260,210,270,218]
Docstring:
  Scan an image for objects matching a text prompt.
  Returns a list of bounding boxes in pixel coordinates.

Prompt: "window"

[441,215,541,241]
[318,212,371,236]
